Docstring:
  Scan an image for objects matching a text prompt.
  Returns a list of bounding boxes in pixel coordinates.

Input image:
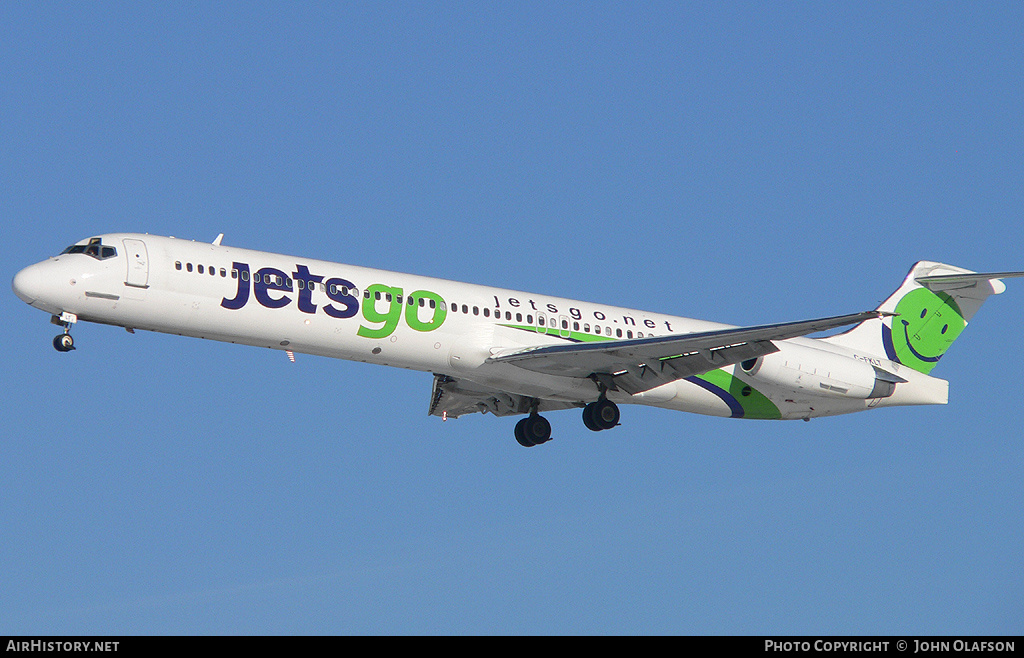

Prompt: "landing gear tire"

[53,333,75,352]
[514,414,552,447]
[514,418,531,447]
[582,403,600,431]
[583,399,619,431]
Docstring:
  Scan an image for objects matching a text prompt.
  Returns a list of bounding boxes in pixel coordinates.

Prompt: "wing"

[486,310,885,395]
[428,374,579,419]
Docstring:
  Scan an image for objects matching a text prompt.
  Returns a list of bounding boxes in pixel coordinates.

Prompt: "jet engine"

[738,343,904,400]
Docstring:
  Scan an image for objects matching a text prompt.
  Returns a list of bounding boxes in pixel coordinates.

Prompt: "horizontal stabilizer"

[916,270,1024,295]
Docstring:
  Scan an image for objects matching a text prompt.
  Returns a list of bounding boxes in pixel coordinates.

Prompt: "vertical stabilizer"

[821,262,1024,374]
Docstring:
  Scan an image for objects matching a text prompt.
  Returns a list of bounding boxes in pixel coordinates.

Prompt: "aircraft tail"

[821,261,1024,374]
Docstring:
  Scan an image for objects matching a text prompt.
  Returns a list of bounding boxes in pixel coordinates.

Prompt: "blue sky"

[2,2,1022,634]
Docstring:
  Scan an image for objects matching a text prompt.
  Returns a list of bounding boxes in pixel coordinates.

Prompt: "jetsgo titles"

[220,262,446,339]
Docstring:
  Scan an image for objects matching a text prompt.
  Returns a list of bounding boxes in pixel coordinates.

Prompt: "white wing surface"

[487,311,885,395]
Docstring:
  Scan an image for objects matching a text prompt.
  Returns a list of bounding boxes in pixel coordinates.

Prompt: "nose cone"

[12,263,44,304]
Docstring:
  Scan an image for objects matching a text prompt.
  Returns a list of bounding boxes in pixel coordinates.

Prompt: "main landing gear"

[514,413,552,447]
[512,396,622,447]
[582,398,620,432]
[514,398,553,447]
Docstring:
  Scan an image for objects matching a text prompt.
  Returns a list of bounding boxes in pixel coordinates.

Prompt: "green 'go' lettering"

[358,284,404,339]
[358,285,447,338]
[405,290,446,332]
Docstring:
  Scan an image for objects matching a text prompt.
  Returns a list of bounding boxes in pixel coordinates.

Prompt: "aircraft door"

[536,312,548,335]
[123,238,150,288]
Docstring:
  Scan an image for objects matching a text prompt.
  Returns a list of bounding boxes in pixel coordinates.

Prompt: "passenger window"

[627,330,633,338]
[516,313,522,322]
[473,306,479,316]
[484,308,490,317]
[584,324,590,332]
[605,327,612,336]
[506,311,512,321]
[527,315,533,323]
[241,270,248,281]
[231,270,238,279]
[573,322,580,331]
[186,263,193,272]
[616,328,622,337]
[462,304,468,314]
[220,268,226,277]
[175,261,182,270]
[198,265,204,274]
[210,267,216,276]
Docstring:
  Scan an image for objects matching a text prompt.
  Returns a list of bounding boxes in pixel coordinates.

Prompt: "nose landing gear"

[53,332,75,352]
[51,312,77,352]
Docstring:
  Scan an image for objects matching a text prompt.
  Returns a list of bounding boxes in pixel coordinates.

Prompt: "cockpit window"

[60,238,117,261]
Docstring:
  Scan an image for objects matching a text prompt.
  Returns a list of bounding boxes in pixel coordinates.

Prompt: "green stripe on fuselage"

[499,323,615,343]
[695,369,782,420]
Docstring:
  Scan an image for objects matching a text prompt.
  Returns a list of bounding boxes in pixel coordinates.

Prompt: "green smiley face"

[889,287,966,374]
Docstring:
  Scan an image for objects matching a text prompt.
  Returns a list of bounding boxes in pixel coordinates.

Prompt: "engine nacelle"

[739,343,902,400]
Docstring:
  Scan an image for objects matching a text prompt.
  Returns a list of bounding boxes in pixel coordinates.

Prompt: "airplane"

[12,233,1024,447]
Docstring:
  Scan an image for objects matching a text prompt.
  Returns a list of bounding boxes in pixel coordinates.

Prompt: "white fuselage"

[13,233,948,423]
